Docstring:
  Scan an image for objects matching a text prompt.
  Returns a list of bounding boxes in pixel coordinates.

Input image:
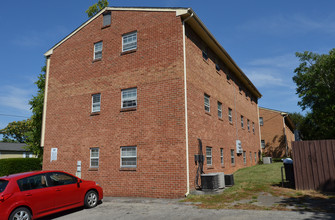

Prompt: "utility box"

[263,157,272,164]
[216,172,225,189]
[201,173,219,190]
[224,174,234,186]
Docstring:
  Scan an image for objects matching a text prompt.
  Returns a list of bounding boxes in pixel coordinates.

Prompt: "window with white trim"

[250,151,252,164]
[220,148,224,166]
[103,12,111,26]
[247,119,250,131]
[90,148,99,168]
[231,149,235,165]
[206,147,212,166]
[121,88,137,109]
[228,108,232,123]
[122,32,137,52]
[259,117,264,126]
[261,140,265,149]
[252,122,255,134]
[255,152,257,163]
[241,115,244,128]
[243,151,246,164]
[204,94,210,112]
[92,93,101,113]
[94,41,103,60]
[218,101,222,118]
[121,146,137,167]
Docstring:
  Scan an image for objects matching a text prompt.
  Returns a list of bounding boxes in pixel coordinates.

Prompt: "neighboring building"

[0,143,35,159]
[259,107,295,158]
[42,7,262,198]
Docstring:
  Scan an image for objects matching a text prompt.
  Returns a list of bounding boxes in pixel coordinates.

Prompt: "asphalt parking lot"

[41,197,335,220]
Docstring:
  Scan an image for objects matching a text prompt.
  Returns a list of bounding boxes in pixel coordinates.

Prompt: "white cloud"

[0,86,33,112]
[247,54,299,69]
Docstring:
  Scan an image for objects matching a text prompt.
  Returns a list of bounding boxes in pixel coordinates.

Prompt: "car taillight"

[0,193,13,202]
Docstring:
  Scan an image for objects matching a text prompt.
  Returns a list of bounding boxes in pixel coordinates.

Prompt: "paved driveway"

[41,197,335,220]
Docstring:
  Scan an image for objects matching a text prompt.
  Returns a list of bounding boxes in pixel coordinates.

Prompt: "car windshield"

[0,180,9,193]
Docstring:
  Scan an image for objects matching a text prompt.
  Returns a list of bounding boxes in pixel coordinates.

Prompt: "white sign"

[51,148,58,161]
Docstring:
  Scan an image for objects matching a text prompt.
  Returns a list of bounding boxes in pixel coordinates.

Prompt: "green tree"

[25,66,46,158]
[0,119,32,143]
[293,49,335,139]
[86,0,109,18]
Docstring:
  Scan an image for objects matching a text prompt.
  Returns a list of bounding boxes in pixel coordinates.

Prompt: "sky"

[0,0,335,131]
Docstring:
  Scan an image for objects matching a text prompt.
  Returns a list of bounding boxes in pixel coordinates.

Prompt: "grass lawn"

[183,162,335,211]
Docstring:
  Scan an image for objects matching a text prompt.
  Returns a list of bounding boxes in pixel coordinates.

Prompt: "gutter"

[182,10,193,197]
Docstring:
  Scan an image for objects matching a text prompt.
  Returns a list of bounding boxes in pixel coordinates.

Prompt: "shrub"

[0,158,41,176]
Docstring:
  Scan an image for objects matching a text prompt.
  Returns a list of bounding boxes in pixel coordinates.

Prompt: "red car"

[0,170,103,220]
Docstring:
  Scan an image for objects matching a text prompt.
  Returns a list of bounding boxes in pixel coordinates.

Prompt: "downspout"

[183,11,193,197]
[281,113,288,157]
[41,56,51,149]
[257,106,262,160]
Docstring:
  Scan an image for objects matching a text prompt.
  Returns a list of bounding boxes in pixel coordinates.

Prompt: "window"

[0,180,9,193]
[121,88,137,109]
[94,41,103,60]
[220,148,224,166]
[204,94,210,112]
[261,140,265,149]
[250,152,252,164]
[241,115,244,128]
[90,148,99,168]
[255,152,257,163]
[259,117,264,126]
[228,108,232,123]
[239,86,242,93]
[206,147,212,166]
[121,146,137,167]
[247,119,250,131]
[252,122,255,134]
[215,63,220,71]
[231,149,235,165]
[103,12,111,26]
[218,102,222,118]
[226,73,230,81]
[48,172,77,186]
[243,151,246,164]
[17,174,48,191]
[202,49,208,60]
[122,32,137,52]
[92,93,101,113]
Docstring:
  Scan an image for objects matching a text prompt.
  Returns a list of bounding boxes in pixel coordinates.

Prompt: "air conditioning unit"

[224,174,234,186]
[201,173,219,190]
[236,140,242,154]
[216,172,225,189]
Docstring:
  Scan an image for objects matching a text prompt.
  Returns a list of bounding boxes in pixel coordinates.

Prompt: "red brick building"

[42,7,262,198]
[259,107,295,158]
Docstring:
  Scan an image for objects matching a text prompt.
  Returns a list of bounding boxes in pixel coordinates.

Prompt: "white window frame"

[243,151,246,164]
[122,32,137,52]
[231,149,235,165]
[220,148,224,166]
[121,88,137,109]
[94,41,103,60]
[206,147,212,166]
[241,115,244,128]
[204,94,210,112]
[259,117,264,126]
[252,122,255,134]
[92,93,101,113]
[90,148,99,168]
[247,119,250,131]
[255,152,257,163]
[218,101,222,118]
[228,108,232,123]
[261,140,265,149]
[120,146,137,168]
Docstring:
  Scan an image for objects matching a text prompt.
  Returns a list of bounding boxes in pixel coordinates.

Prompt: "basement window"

[206,147,212,166]
[121,146,137,168]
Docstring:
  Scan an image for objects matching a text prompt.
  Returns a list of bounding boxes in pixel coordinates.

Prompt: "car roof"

[0,170,71,180]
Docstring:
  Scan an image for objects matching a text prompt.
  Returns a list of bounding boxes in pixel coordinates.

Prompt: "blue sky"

[1,0,335,131]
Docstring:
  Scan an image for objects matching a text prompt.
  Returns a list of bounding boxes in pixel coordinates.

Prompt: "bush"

[0,158,42,177]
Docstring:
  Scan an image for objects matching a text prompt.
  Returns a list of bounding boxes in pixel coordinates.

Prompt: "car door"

[17,174,55,216]
[47,172,83,209]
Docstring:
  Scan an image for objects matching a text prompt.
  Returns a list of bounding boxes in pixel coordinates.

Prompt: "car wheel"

[9,207,32,220]
[84,190,98,208]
